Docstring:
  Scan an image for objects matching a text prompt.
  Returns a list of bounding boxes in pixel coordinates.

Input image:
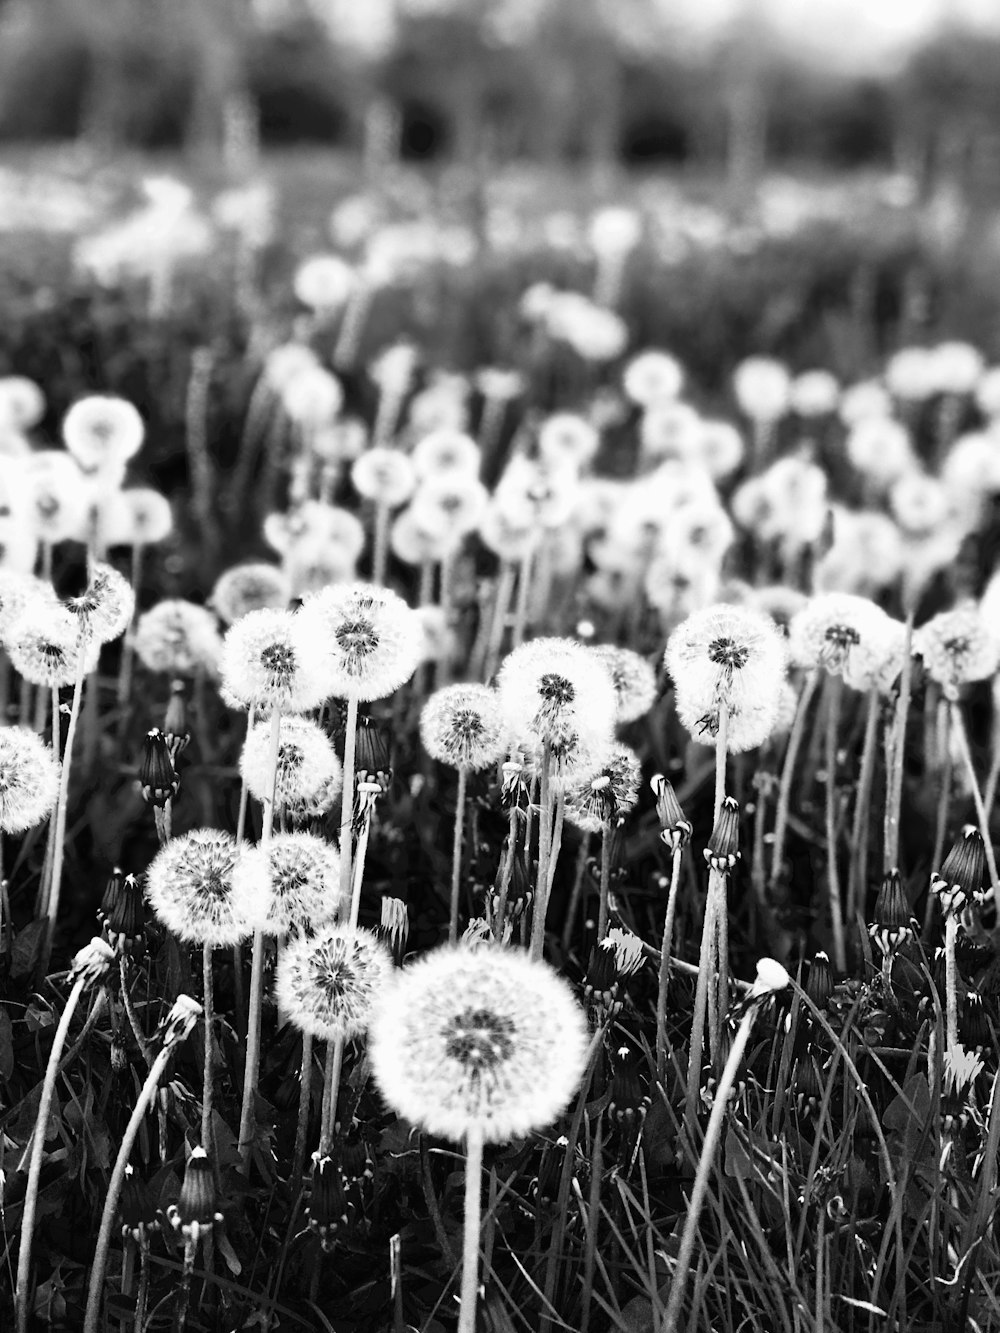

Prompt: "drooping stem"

[201,943,214,1154]
[847,687,880,927]
[292,1030,314,1182]
[458,1126,485,1333]
[449,767,468,945]
[16,973,89,1333]
[39,653,87,980]
[950,702,1000,895]
[339,696,360,908]
[945,914,959,1052]
[769,670,819,888]
[656,845,683,1084]
[824,675,847,972]
[529,743,553,962]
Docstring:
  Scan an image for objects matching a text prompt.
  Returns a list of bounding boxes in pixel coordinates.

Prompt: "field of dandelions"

[7,155,1000,1332]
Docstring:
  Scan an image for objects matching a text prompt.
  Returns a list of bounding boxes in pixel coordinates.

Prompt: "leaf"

[0,1007,13,1081]
[724,1125,752,1179]
[11,919,46,981]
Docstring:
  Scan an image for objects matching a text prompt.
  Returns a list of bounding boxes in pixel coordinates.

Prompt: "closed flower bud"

[168,1147,222,1242]
[378,896,409,965]
[961,992,991,1054]
[120,1165,160,1242]
[704,797,741,873]
[104,872,146,953]
[650,773,692,853]
[139,729,179,807]
[932,825,987,915]
[869,868,913,958]
[308,1153,347,1251]
[805,951,834,1009]
[355,714,392,785]
[159,994,202,1048]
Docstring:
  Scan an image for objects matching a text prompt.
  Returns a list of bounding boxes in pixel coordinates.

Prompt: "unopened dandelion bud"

[99,866,125,919]
[961,992,990,1055]
[160,995,203,1048]
[308,1154,346,1252]
[69,936,115,986]
[584,938,622,1011]
[139,729,179,807]
[120,1166,160,1242]
[378,896,409,965]
[104,873,146,953]
[704,797,741,873]
[869,868,914,958]
[650,773,692,852]
[792,1056,823,1119]
[932,825,987,915]
[805,951,834,1008]
[168,1148,222,1242]
[355,715,392,785]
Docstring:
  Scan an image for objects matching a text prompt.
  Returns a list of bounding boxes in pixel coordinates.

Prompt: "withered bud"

[932,825,987,916]
[69,936,115,987]
[160,995,202,1048]
[378,896,409,965]
[120,1164,160,1241]
[308,1153,348,1253]
[704,797,741,873]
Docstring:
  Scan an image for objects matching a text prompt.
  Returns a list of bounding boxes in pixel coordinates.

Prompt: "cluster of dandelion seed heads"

[915,605,1000,700]
[788,593,892,677]
[369,943,589,1144]
[66,562,135,643]
[241,716,342,811]
[420,684,508,771]
[243,832,341,936]
[221,608,332,712]
[133,600,222,678]
[275,925,393,1041]
[589,644,657,723]
[564,745,642,832]
[305,581,422,701]
[0,727,60,833]
[144,828,264,947]
[497,637,615,752]
[6,604,100,687]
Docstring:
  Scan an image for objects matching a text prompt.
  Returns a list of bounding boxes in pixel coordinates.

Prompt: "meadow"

[4,148,1000,1332]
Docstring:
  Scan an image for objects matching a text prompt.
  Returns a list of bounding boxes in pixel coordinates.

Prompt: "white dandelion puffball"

[885,346,935,402]
[664,604,788,722]
[942,432,1000,497]
[351,448,417,508]
[495,454,580,531]
[293,254,356,312]
[0,376,45,431]
[537,413,600,469]
[220,608,333,713]
[409,473,489,537]
[420,684,508,771]
[411,429,481,481]
[696,419,745,480]
[675,689,781,753]
[275,924,393,1041]
[564,745,642,833]
[788,593,892,676]
[839,379,892,427]
[589,644,657,723]
[24,452,90,545]
[304,581,422,702]
[975,367,1000,418]
[842,617,909,695]
[67,562,135,644]
[145,828,264,947]
[889,471,949,535]
[240,715,342,812]
[210,563,292,625]
[732,357,791,422]
[846,418,914,486]
[369,943,589,1143]
[408,379,469,436]
[789,369,839,417]
[263,343,320,393]
[588,205,642,256]
[62,395,145,470]
[390,508,462,567]
[6,604,100,687]
[915,604,1000,700]
[478,496,539,564]
[497,636,616,752]
[370,342,419,396]
[0,570,58,640]
[95,487,173,549]
[0,727,60,833]
[622,350,684,407]
[930,340,984,397]
[639,401,702,465]
[242,832,341,936]
[280,366,343,428]
[133,600,222,677]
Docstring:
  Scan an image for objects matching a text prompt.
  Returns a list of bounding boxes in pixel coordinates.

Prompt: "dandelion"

[931,340,984,397]
[305,581,422,704]
[885,346,935,402]
[351,449,417,581]
[409,473,489,537]
[210,563,291,624]
[62,395,144,471]
[0,570,57,639]
[696,419,745,480]
[241,716,342,812]
[889,471,950,535]
[281,365,343,429]
[243,832,342,936]
[0,375,45,431]
[789,369,839,416]
[6,604,99,688]
[276,924,393,1041]
[664,604,787,733]
[0,727,59,833]
[915,604,1000,700]
[639,401,702,465]
[622,350,684,406]
[589,644,657,723]
[564,745,641,834]
[95,487,173,549]
[846,418,914,487]
[839,378,892,426]
[390,508,462,568]
[24,451,90,545]
[145,828,262,948]
[411,429,481,480]
[420,684,507,771]
[537,413,600,469]
[133,600,222,678]
[732,356,790,423]
[293,254,355,313]
[497,636,616,753]
[67,562,135,644]
[788,593,892,677]
[220,608,333,713]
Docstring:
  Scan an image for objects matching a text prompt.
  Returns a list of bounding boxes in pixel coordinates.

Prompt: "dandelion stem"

[597,819,612,943]
[882,615,914,873]
[530,742,553,962]
[201,943,214,1154]
[292,1030,314,1182]
[712,703,730,1045]
[449,767,468,945]
[339,696,360,910]
[770,669,819,889]
[561,831,592,955]
[945,914,959,1052]
[319,1036,345,1157]
[924,712,953,938]
[481,562,515,682]
[457,1126,485,1333]
[656,844,683,1085]
[333,280,373,370]
[16,971,89,1333]
[493,807,519,943]
[511,550,533,650]
[684,871,718,1142]
[116,544,142,726]
[39,652,86,980]
[372,501,391,586]
[824,675,847,972]
[546,788,565,900]
[949,702,1000,895]
[847,687,880,927]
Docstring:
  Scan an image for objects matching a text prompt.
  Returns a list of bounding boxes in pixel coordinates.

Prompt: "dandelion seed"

[369,943,589,1143]
[0,727,59,832]
[133,600,222,678]
[276,924,393,1041]
[145,828,265,947]
[304,581,422,702]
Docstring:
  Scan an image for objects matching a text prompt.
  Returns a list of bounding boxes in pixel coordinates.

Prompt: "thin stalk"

[134,1236,151,1333]
[319,1037,345,1157]
[116,544,143,722]
[118,957,152,1068]
[560,831,592,955]
[578,1112,604,1333]
[481,562,515,683]
[201,944,214,1154]
[39,653,86,980]
[684,874,719,1140]
[770,670,819,888]
[882,616,914,872]
[16,973,90,1333]
[707,703,730,1062]
[597,821,612,943]
[458,1126,485,1333]
[924,716,953,938]
[237,708,282,1173]
[511,550,533,650]
[372,501,391,586]
[492,807,518,943]
[530,743,553,962]
[847,688,880,925]
[950,702,1000,895]
[656,845,683,1084]
[339,696,360,907]
[945,914,959,1052]
[824,676,847,972]
[449,767,468,945]
[333,281,373,370]
[292,1030,314,1182]
[545,789,565,899]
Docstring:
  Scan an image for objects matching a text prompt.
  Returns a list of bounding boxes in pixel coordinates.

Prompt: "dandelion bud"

[792,1056,824,1119]
[704,797,741,873]
[584,938,623,1012]
[355,714,392,785]
[500,758,526,807]
[139,729,179,807]
[805,951,834,1009]
[120,1166,160,1242]
[104,872,146,954]
[160,994,203,1048]
[650,774,691,853]
[378,896,409,965]
[168,1148,222,1243]
[0,726,60,833]
[932,825,987,915]
[308,1154,347,1251]
[607,1047,650,1123]
[69,936,115,987]
[869,869,914,958]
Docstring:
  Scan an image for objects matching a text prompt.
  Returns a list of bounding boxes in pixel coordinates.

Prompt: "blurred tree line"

[1,0,999,194]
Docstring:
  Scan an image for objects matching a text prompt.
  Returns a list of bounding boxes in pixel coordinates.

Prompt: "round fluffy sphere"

[696,419,745,480]
[0,726,60,833]
[885,346,935,402]
[6,604,100,687]
[497,636,616,752]
[0,570,58,639]
[537,413,600,469]
[889,471,950,535]
[411,429,481,481]
[264,343,320,391]
[67,562,135,644]
[293,254,356,312]
[622,350,684,407]
[220,608,333,712]
[210,563,291,625]
[62,395,145,470]
[409,474,489,537]
[589,644,657,723]
[478,496,539,564]
[369,943,589,1143]
[351,448,417,508]
[975,367,1000,419]
[915,604,1000,700]
[144,828,263,947]
[303,581,422,701]
[839,379,892,427]
[241,832,341,935]
[390,508,462,567]
[240,715,342,812]
[275,925,393,1041]
[588,206,642,256]
[564,744,642,832]
[664,604,788,722]
[639,401,702,465]
[788,593,893,676]
[420,684,507,771]
[674,688,781,753]
[732,357,790,422]
[95,487,173,548]
[789,370,839,417]
[930,341,983,397]
[0,376,45,431]
[846,418,914,485]
[280,366,343,428]
[23,452,90,544]
[369,342,419,396]
[133,600,222,677]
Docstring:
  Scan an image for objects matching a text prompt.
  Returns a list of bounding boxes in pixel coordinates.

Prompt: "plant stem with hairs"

[458,1126,485,1333]
[847,687,880,925]
[292,1030,314,1182]
[882,616,914,873]
[945,914,959,1052]
[449,767,469,945]
[201,943,214,1154]
[530,743,553,962]
[38,652,86,981]
[656,842,684,1084]
[339,696,360,908]
[511,550,533,650]
[824,675,847,972]
[770,670,819,889]
[597,819,613,943]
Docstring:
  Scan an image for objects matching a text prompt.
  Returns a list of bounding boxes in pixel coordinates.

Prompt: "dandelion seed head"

[915,604,1000,700]
[293,254,355,312]
[62,395,144,472]
[930,341,984,397]
[240,716,342,812]
[789,369,840,417]
[639,401,702,465]
[497,636,616,752]
[24,452,90,544]
[67,562,135,644]
[839,378,892,427]
[369,943,589,1143]
[6,603,100,687]
[0,570,58,639]
[420,684,507,771]
[351,448,417,508]
[537,413,600,469]
[0,726,59,832]
[145,828,262,947]
[390,507,462,567]
[304,581,422,701]
[96,487,173,549]
[665,604,787,722]
[210,563,291,625]
[846,418,914,486]
[676,690,781,753]
[589,645,657,723]
[411,429,481,481]
[789,594,892,677]
[732,357,790,422]
[885,346,935,402]
[478,495,539,564]
[696,419,745,480]
[410,473,489,537]
[842,617,909,695]
[564,745,641,832]
[221,608,332,712]
[242,832,342,935]
[275,925,393,1041]
[0,376,45,432]
[133,599,222,678]
[889,472,950,536]
[280,366,343,427]
[622,350,684,407]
